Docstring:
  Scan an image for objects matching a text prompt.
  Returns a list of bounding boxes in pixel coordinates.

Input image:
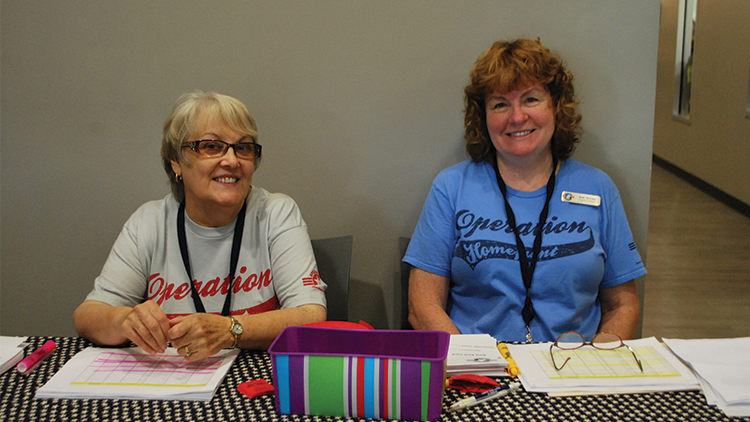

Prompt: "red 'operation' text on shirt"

[147,266,273,306]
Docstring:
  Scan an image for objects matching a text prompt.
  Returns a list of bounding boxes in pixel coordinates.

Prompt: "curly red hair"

[464,38,582,163]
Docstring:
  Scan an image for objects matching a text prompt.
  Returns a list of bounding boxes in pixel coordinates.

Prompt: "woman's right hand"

[114,300,171,354]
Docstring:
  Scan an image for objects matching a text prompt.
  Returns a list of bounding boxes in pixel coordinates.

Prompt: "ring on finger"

[185,345,192,357]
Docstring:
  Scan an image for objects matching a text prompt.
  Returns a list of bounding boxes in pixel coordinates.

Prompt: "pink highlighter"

[17,340,56,374]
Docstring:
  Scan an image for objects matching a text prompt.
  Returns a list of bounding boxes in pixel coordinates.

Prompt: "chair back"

[311,235,353,321]
[399,236,412,329]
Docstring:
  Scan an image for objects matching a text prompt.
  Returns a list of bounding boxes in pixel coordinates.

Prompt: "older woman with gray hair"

[74,90,326,360]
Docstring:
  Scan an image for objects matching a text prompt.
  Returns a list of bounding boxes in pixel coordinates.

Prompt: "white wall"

[0,0,660,336]
[653,0,750,204]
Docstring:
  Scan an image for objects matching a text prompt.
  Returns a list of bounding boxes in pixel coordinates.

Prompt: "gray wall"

[0,1,660,336]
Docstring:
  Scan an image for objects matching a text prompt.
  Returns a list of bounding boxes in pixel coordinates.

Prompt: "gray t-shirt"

[85,187,327,317]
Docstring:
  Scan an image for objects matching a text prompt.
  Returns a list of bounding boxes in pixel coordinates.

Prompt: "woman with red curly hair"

[404,39,645,343]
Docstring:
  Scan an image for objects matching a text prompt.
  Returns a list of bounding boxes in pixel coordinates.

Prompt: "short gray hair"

[161,90,259,202]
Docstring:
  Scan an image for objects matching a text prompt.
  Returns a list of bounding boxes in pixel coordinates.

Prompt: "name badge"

[561,191,601,207]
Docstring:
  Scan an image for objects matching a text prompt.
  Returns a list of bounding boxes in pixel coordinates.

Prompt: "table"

[1,336,748,422]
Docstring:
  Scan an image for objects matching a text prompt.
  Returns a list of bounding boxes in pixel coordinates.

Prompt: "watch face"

[232,321,243,335]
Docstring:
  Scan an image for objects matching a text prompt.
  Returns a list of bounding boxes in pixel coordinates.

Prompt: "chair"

[399,237,413,329]
[311,235,353,321]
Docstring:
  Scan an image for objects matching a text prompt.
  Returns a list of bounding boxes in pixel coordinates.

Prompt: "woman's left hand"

[168,314,233,361]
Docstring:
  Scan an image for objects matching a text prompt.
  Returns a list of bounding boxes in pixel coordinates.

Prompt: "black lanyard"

[177,200,247,316]
[491,157,557,342]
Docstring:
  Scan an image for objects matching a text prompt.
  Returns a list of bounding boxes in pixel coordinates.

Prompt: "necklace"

[491,156,558,342]
[177,200,247,316]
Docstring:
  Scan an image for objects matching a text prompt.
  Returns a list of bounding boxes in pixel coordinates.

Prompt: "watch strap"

[229,316,242,349]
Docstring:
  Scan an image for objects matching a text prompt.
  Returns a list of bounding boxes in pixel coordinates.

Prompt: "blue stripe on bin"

[277,355,290,413]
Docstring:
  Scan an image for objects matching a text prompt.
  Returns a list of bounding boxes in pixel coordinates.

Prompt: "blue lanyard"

[491,157,557,342]
[177,200,247,316]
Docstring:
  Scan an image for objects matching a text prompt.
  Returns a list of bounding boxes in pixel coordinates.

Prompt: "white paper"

[663,337,750,417]
[447,334,508,377]
[36,346,239,401]
[0,336,28,374]
[507,337,699,395]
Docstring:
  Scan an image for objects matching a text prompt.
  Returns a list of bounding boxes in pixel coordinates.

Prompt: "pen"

[448,382,521,413]
[17,340,56,374]
[497,342,521,377]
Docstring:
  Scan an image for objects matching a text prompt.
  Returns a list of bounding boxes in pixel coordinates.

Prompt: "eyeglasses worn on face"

[549,331,643,372]
[183,139,262,159]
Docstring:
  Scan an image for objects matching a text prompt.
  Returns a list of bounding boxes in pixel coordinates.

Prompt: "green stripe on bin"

[421,360,430,421]
[308,356,345,416]
[392,360,399,418]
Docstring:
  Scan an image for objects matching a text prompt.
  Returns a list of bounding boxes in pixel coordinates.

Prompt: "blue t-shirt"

[403,159,646,342]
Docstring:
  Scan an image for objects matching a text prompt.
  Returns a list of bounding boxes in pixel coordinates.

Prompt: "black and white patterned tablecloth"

[1,336,748,422]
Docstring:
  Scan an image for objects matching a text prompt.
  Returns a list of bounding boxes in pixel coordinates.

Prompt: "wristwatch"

[228,316,243,349]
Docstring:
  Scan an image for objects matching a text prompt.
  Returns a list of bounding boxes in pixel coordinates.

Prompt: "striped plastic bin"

[269,326,450,421]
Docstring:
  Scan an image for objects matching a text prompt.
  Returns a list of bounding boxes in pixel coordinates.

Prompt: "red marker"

[17,340,56,374]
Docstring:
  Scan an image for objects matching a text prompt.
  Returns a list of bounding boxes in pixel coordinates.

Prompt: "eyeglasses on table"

[549,331,643,372]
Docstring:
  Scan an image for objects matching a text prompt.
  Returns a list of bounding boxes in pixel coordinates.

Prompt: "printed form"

[36,347,238,401]
[507,337,699,395]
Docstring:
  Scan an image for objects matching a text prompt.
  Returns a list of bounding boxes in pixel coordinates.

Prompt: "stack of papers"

[663,337,750,417]
[447,334,508,377]
[507,337,700,395]
[36,346,239,401]
[0,336,28,375]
